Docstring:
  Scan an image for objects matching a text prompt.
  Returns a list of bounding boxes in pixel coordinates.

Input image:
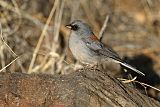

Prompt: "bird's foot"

[85,64,98,70]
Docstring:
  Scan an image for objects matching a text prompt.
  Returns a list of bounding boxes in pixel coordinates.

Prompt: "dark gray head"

[66,20,93,37]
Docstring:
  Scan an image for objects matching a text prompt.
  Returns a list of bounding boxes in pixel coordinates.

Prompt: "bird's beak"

[65,24,72,29]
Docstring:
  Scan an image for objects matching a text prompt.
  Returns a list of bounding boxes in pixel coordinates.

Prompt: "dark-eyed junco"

[66,20,145,76]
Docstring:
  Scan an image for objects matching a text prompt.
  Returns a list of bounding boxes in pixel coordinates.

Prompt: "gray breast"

[69,32,99,64]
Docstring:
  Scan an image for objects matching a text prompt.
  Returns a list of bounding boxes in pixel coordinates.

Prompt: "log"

[0,69,159,107]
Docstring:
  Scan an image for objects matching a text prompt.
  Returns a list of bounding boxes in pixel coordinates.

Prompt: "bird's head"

[66,20,93,37]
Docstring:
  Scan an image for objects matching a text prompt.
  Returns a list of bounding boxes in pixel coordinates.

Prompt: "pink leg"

[86,64,98,70]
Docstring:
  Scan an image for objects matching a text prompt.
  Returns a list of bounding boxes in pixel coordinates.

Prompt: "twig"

[118,76,137,84]
[120,76,153,106]
[53,0,65,43]
[0,23,17,57]
[39,0,65,73]
[99,15,109,41]
[28,0,58,73]
[0,56,20,72]
[118,78,160,92]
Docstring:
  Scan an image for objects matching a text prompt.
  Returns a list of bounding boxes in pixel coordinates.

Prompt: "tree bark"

[0,69,159,107]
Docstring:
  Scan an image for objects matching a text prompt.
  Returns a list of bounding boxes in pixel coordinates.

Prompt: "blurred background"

[0,0,160,101]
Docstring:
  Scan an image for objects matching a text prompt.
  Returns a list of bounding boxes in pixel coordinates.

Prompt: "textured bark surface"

[0,69,159,107]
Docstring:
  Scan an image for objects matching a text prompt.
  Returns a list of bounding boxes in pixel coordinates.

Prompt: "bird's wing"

[99,46,122,61]
[81,35,102,51]
[81,35,121,61]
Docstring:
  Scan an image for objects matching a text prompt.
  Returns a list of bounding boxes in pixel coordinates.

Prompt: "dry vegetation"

[0,0,160,101]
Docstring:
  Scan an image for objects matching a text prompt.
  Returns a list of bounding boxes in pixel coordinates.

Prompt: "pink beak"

[65,24,72,29]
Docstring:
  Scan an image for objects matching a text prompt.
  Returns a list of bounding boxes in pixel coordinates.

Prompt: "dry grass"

[28,0,59,73]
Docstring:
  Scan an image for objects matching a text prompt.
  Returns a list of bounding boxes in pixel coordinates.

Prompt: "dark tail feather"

[112,59,145,76]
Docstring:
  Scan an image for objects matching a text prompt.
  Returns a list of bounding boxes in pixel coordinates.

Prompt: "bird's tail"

[112,59,145,76]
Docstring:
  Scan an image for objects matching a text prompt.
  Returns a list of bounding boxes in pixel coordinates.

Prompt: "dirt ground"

[0,0,160,101]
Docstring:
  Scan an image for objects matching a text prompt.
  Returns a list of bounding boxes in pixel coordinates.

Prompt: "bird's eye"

[71,25,79,31]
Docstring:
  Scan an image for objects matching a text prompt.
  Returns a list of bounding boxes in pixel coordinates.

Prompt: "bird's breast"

[69,33,99,64]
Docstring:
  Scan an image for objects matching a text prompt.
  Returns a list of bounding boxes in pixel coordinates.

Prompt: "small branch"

[99,15,109,41]
[0,56,20,72]
[28,0,58,73]
[118,78,160,92]
[0,23,18,57]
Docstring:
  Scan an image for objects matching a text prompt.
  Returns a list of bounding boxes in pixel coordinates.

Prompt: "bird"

[66,20,145,76]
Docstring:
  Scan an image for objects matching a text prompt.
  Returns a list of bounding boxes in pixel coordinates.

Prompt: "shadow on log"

[0,69,159,107]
